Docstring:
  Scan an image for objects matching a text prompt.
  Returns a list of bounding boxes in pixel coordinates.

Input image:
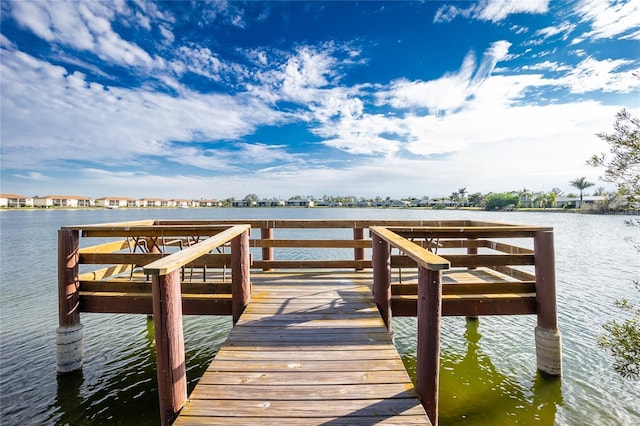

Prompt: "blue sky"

[1,0,639,200]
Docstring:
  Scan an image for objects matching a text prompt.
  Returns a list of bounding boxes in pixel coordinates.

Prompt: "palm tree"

[458,188,467,207]
[570,177,595,208]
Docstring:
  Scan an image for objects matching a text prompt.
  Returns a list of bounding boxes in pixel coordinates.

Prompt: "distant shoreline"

[1,206,637,215]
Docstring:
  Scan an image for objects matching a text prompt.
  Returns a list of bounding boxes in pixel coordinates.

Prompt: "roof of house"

[37,195,91,200]
[0,193,31,198]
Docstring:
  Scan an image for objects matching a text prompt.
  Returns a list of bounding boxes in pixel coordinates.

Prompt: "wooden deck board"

[174,273,431,425]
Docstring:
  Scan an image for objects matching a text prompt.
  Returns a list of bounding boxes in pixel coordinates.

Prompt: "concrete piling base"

[56,323,83,374]
[535,326,562,376]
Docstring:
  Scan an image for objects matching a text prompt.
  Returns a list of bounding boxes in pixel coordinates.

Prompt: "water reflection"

[399,318,563,425]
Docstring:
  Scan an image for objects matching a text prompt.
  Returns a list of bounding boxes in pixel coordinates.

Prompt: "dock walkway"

[174,272,430,425]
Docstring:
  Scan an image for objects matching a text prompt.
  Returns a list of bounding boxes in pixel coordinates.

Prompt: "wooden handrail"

[388,225,551,239]
[143,225,250,276]
[370,226,450,271]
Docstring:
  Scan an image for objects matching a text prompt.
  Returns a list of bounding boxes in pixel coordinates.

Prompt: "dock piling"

[231,230,251,324]
[57,229,83,374]
[372,233,392,331]
[152,269,187,426]
[534,230,562,376]
[417,266,442,426]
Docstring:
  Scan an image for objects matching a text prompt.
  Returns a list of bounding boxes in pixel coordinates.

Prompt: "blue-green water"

[1,208,639,425]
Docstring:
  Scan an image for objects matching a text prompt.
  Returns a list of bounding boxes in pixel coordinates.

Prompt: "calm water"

[1,208,639,425]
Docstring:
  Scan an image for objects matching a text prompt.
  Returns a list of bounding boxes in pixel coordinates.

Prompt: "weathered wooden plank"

[391,294,537,316]
[80,280,231,294]
[390,226,548,239]
[79,292,232,315]
[251,239,372,248]
[214,348,401,361]
[178,398,427,418]
[64,219,155,231]
[78,239,135,254]
[144,225,250,275]
[79,253,232,268]
[255,260,372,269]
[391,254,534,268]
[175,416,429,425]
[78,264,133,281]
[196,370,417,386]
[491,265,536,281]
[154,218,475,229]
[204,359,406,372]
[187,383,418,400]
[237,312,381,322]
[370,226,450,271]
[391,281,537,295]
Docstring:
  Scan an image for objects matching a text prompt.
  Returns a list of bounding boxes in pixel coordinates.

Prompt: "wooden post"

[353,227,365,271]
[152,269,187,426]
[372,233,392,331]
[416,266,442,426]
[260,227,273,272]
[57,229,83,374]
[232,230,251,324]
[466,238,478,320]
[533,230,562,376]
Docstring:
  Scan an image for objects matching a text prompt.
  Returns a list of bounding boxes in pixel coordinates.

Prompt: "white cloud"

[378,41,511,114]
[10,0,154,67]
[576,0,640,40]
[560,57,640,94]
[533,21,577,41]
[280,47,338,102]
[13,172,50,181]
[317,114,403,155]
[434,0,549,23]
[522,61,573,72]
[0,47,287,170]
[382,51,476,112]
[477,0,549,22]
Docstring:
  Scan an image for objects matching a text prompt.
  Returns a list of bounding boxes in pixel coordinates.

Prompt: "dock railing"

[370,226,450,425]
[57,219,561,425]
[57,222,251,425]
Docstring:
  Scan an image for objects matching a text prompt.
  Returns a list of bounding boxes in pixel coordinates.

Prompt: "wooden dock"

[57,219,561,425]
[174,272,431,425]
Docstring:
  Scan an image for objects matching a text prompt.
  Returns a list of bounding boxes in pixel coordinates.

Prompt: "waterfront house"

[258,199,285,207]
[169,199,192,208]
[286,198,314,207]
[196,199,222,207]
[95,197,137,208]
[556,195,608,208]
[33,195,93,208]
[232,199,257,208]
[0,193,33,208]
[138,198,169,208]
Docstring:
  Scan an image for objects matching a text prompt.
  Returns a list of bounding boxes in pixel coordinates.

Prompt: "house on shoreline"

[34,195,93,208]
[95,197,137,208]
[0,194,33,208]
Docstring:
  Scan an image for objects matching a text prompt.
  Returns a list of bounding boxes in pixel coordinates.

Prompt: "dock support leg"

[260,227,273,272]
[232,230,251,324]
[354,227,365,271]
[417,266,441,426]
[152,269,187,426]
[372,234,392,332]
[466,238,479,321]
[57,229,83,374]
[534,230,562,376]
